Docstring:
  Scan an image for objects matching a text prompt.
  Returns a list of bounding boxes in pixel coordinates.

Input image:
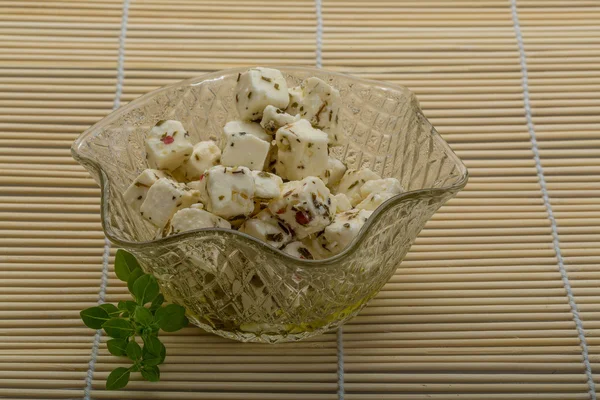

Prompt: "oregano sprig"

[80,249,189,390]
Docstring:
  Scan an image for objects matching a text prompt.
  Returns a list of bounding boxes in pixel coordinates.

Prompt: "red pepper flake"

[295,210,311,225]
[199,174,204,181]
[276,207,286,215]
[161,135,174,145]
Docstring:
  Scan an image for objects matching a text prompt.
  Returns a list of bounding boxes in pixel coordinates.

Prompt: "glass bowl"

[72,67,468,343]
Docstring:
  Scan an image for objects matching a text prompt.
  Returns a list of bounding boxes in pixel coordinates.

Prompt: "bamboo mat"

[1,0,599,399]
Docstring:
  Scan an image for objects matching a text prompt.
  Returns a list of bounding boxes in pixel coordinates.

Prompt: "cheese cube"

[286,77,342,145]
[145,120,193,171]
[268,177,335,239]
[123,169,170,212]
[186,176,209,205]
[221,121,271,170]
[322,209,373,255]
[204,165,255,219]
[224,120,271,142]
[140,178,200,228]
[251,170,283,199]
[360,178,403,197]
[333,193,352,213]
[337,168,381,206]
[320,157,347,189]
[275,119,328,181]
[282,241,314,260]
[239,209,293,249]
[301,235,333,260]
[356,192,396,211]
[355,178,403,210]
[172,141,221,181]
[235,67,289,120]
[170,207,231,235]
[260,105,298,135]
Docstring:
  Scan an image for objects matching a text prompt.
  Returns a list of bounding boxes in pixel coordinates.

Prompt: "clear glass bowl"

[72,67,468,343]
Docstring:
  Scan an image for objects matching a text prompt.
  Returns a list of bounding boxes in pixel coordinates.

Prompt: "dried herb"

[297,247,314,260]
[274,83,280,90]
[347,181,359,190]
[261,76,272,83]
[237,73,241,82]
[265,233,284,242]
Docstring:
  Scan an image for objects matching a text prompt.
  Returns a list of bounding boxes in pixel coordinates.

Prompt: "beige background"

[0,0,599,399]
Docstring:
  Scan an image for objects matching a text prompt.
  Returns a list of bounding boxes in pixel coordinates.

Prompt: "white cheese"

[359,178,403,197]
[221,121,271,170]
[275,119,328,181]
[356,192,396,211]
[251,170,283,199]
[268,177,335,239]
[140,177,200,228]
[204,165,255,219]
[336,168,381,206]
[235,67,289,120]
[282,241,314,260]
[170,207,231,234]
[172,140,221,181]
[239,209,293,249]
[123,169,170,212]
[145,120,193,171]
[333,193,352,213]
[320,157,347,189]
[260,105,298,135]
[322,209,373,255]
[286,77,343,145]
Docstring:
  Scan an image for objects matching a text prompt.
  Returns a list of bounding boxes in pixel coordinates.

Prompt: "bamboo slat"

[0,0,599,399]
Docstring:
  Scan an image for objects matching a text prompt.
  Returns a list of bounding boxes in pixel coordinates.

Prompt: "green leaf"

[118,300,137,314]
[134,306,154,326]
[126,340,142,361]
[127,268,145,294]
[80,307,110,330]
[154,304,188,332]
[141,365,160,382]
[132,274,160,305]
[149,294,164,312]
[102,318,134,339]
[106,367,130,390]
[142,336,166,366]
[106,338,128,357]
[99,303,120,316]
[114,249,141,283]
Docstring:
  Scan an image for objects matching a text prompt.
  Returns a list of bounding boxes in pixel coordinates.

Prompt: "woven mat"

[1,0,599,399]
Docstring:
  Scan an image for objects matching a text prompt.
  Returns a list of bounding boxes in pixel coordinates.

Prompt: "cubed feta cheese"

[322,209,373,255]
[251,170,283,199]
[140,177,200,228]
[260,105,298,135]
[224,120,271,142]
[268,177,335,239]
[204,165,255,219]
[285,77,342,145]
[172,141,221,181]
[123,169,170,212]
[355,178,403,211]
[170,207,231,235]
[337,168,381,206]
[320,157,347,189]
[239,209,293,249]
[145,120,193,171]
[221,121,271,170]
[282,241,314,260]
[360,178,403,197]
[235,67,289,120]
[356,192,396,211]
[301,235,333,260]
[275,119,328,181]
[333,193,352,213]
